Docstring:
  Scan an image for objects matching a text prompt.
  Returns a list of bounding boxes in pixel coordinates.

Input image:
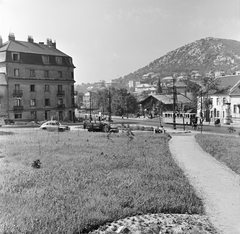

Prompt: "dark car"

[4,119,15,125]
[83,121,119,133]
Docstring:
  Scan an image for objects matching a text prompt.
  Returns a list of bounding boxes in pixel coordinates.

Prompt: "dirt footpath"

[169,134,240,234]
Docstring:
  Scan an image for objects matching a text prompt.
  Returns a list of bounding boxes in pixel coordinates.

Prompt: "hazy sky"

[1,0,240,85]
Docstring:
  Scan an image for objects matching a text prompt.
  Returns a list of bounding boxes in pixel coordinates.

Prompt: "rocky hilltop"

[117,37,240,84]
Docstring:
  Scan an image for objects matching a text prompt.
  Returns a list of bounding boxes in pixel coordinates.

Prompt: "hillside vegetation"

[117,37,240,84]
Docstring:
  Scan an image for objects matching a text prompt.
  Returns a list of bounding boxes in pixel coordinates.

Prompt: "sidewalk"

[169,134,240,234]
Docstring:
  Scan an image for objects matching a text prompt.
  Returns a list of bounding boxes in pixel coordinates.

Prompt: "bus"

[162,111,197,126]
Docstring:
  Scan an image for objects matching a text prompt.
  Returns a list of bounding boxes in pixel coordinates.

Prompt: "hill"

[116,37,240,84]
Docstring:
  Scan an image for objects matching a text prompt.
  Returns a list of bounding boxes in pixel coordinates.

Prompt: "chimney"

[0,36,2,47]
[46,38,52,46]
[46,38,56,49]
[8,33,15,41]
[51,40,56,49]
[28,35,34,43]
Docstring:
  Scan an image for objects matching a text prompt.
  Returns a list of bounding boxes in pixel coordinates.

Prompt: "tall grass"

[0,130,204,233]
[195,134,240,175]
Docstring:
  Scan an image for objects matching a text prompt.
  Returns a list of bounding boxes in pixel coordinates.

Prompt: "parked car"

[3,119,15,125]
[39,120,70,132]
[83,120,119,133]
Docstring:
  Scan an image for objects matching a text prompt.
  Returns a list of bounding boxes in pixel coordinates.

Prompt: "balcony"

[57,91,65,97]
[13,90,23,97]
[13,105,23,111]
[57,104,65,109]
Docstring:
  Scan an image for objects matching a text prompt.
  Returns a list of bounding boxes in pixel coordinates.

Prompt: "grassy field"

[195,134,240,175]
[0,129,204,233]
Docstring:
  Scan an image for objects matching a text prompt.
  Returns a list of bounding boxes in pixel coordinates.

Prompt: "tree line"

[76,87,139,117]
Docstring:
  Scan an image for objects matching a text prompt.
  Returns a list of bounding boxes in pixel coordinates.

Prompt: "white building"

[135,83,156,95]
[197,75,240,125]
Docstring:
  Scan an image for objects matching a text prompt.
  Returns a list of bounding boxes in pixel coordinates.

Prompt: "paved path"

[169,134,240,234]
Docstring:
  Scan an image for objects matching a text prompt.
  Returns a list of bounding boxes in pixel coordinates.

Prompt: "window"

[14,113,22,119]
[45,85,50,92]
[59,111,63,121]
[14,69,19,77]
[14,98,21,106]
[71,72,74,79]
[68,57,73,65]
[12,53,20,61]
[15,84,20,90]
[44,70,49,78]
[30,85,35,92]
[58,71,62,78]
[42,56,50,64]
[58,85,63,91]
[223,111,225,118]
[58,98,63,105]
[30,70,35,77]
[223,97,226,104]
[217,111,219,117]
[56,57,62,64]
[31,111,37,119]
[30,99,36,106]
[233,105,237,113]
[216,98,219,106]
[45,99,50,106]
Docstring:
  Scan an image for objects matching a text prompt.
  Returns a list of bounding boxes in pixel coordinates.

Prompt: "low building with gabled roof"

[138,93,192,117]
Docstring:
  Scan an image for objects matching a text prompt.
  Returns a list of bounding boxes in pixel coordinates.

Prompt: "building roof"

[215,75,240,88]
[0,40,68,57]
[229,80,240,96]
[139,94,191,105]
[136,84,155,88]
[208,75,240,96]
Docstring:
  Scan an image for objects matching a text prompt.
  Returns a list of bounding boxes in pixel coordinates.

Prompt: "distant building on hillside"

[135,83,156,95]
[105,79,118,88]
[94,80,106,89]
[215,71,225,77]
[128,80,134,88]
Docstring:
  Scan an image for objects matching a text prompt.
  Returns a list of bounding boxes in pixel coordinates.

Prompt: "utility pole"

[200,90,203,133]
[89,91,92,122]
[108,87,111,122]
[173,76,177,129]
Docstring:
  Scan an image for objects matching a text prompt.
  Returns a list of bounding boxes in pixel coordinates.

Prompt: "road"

[112,116,240,136]
[1,117,240,136]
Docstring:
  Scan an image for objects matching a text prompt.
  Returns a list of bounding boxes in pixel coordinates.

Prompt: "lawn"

[0,129,204,233]
[195,134,240,175]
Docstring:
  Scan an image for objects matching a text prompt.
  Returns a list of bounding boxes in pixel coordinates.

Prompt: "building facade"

[0,34,75,122]
[197,75,240,124]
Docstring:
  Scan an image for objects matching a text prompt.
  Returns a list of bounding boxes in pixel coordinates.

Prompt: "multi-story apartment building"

[0,34,75,122]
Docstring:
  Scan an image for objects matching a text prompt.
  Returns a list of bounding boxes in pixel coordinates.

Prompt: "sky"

[1,0,240,85]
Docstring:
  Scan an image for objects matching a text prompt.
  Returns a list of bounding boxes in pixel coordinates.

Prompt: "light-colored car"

[39,120,70,132]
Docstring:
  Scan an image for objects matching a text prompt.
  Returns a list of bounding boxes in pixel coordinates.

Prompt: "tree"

[76,92,84,109]
[156,78,162,94]
[96,89,109,115]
